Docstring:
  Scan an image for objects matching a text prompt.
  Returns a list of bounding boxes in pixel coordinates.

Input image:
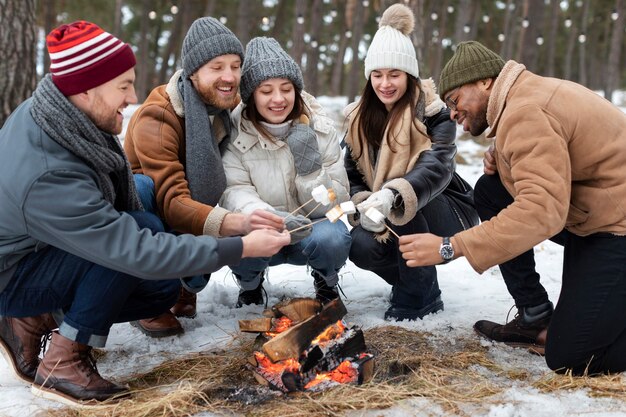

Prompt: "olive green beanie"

[438,41,505,97]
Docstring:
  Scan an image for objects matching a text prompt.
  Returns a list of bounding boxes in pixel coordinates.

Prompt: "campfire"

[239,298,374,393]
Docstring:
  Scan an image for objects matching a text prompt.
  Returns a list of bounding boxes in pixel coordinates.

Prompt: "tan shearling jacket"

[456,61,626,273]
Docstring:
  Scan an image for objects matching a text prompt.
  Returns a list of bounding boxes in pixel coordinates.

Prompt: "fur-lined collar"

[486,60,526,137]
[165,69,185,117]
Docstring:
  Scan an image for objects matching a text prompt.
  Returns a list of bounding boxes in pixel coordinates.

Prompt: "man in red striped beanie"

[0,20,290,405]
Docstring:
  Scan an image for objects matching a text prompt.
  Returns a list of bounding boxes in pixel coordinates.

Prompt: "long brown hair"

[242,84,310,141]
[349,74,425,159]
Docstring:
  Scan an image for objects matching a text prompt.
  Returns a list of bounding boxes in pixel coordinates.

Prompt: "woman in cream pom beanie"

[344,3,479,321]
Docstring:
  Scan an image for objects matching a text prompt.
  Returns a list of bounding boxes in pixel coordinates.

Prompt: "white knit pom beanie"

[364,3,419,80]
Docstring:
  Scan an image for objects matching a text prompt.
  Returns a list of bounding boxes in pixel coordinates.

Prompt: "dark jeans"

[475,174,626,374]
[0,211,180,347]
[134,173,209,293]
[350,191,479,308]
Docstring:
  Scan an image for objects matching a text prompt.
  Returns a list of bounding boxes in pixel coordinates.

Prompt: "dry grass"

[45,326,624,417]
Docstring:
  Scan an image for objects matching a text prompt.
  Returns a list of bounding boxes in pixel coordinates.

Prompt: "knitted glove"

[356,189,395,233]
[286,124,322,176]
[273,210,312,244]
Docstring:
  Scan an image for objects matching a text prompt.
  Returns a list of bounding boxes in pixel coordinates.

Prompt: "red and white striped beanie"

[47,21,136,96]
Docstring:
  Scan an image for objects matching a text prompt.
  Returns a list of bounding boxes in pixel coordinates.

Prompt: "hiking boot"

[236,277,265,308]
[170,287,197,319]
[131,311,183,338]
[384,295,444,321]
[474,301,553,353]
[313,272,339,304]
[32,331,129,405]
[0,314,57,383]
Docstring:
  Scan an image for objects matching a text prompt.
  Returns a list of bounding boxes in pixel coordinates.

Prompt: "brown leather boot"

[31,331,129,405]
[170,287,197,318]
[131,311,183,338]
[0,314,57,383]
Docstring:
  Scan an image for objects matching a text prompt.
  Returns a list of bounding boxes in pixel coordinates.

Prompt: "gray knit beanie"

[240,37,304,103]
[438,41,505,98]
[182,17,244,77]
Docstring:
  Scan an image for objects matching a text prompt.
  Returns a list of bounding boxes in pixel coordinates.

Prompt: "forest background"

[1,0,625,127]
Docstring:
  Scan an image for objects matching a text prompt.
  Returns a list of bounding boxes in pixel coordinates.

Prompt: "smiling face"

[370,69,408,111]
[444,81,491,136]
[80,67,137,135]
[191,54,241,110]
[252,78,295,124]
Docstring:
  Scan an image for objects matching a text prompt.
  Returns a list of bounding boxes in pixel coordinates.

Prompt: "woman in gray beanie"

[344,4,478,321]
[219,37,351,306]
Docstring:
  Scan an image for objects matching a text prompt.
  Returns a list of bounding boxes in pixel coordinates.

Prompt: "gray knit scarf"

[178,75,230,206]
[30,75,142,212]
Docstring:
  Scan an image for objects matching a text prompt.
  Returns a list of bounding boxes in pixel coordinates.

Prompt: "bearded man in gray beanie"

[0,21,289,405]
[399,41,626,376]
[124,17,286,337]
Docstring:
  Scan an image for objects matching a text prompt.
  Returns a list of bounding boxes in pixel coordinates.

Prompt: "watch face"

[440,244,454,260]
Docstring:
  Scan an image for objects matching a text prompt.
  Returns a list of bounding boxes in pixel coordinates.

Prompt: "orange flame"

[254,351,300,375]
[303,360,358,389]
[311,320,346,346]
[264,316,294,337]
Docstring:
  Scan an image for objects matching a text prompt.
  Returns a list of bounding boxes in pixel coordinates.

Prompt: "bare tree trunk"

[605,0,624,102]
[453,0,473,43]
[577,0,590,86]
[304,0,323,96]
[113,0,123,37]
[545,0,560,77]
[291,0,308,67]
[43,0,57,75]
[347,0,365,103]
[158,2,185,84]
[270,0,289,40]
[520,0,545,72]
[330,0,351,96]
[515,0,529,62]
[136,0,151,101]
[500,0,518,59]
[204,0,216,17]
[431,0,449,82]
[408,0,425,73]
[236,0,251,47]
[0,0,37,127]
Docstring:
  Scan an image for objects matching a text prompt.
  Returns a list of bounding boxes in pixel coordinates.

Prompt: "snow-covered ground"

[1,97,625,417]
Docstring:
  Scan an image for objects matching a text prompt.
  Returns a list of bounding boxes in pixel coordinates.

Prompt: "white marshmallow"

[340,201,356,215]
[364,207,385,223]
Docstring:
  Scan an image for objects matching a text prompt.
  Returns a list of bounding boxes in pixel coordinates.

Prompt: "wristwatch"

[439,237,454,264]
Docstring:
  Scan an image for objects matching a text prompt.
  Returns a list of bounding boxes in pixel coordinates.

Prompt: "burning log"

[271,298,322,322]
[262,298,348,362]
[239,318,273,333]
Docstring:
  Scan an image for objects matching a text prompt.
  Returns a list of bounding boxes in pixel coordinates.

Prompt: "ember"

[241,298,374,393]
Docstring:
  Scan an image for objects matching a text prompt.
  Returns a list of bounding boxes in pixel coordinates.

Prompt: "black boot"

[474,301,553,352]
[236,276,265,308]
[384,295,444,321]
[312,272,339,304]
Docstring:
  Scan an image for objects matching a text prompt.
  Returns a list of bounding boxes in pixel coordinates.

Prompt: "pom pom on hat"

[46,21,136,96]
[364,4,419,80]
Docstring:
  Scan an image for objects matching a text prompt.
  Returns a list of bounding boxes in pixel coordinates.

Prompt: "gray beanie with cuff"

[240,37,304,103]
[182,17,244,77]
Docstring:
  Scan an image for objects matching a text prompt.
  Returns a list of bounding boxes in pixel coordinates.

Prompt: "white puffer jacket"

[220,92,349,219]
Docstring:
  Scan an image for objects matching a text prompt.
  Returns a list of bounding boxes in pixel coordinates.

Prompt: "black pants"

[474,174,626,374]
[350,191,478,309]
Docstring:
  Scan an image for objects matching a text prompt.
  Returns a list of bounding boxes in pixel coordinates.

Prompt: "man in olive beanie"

[124,18,285,336]
[399,41,626,376]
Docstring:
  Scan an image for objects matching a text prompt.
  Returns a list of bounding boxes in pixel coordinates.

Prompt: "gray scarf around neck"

[178,75,230,207]
[30,75,142,212]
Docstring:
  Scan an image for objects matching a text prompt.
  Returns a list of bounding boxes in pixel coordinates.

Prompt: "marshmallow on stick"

[325,201,356,223]
[364,207,400,239]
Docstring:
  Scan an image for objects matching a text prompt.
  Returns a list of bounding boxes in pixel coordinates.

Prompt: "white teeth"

[270,107,286,112]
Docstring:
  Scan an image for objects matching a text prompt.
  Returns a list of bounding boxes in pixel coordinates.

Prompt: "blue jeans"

[231,219,351,290]
[0,211,180,347]
[134,174,209,293]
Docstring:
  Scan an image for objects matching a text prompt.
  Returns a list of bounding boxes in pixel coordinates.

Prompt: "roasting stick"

[364,207,400,239]
[285,197,314,219]
[287,218,328,234]
[285,185,335,220]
